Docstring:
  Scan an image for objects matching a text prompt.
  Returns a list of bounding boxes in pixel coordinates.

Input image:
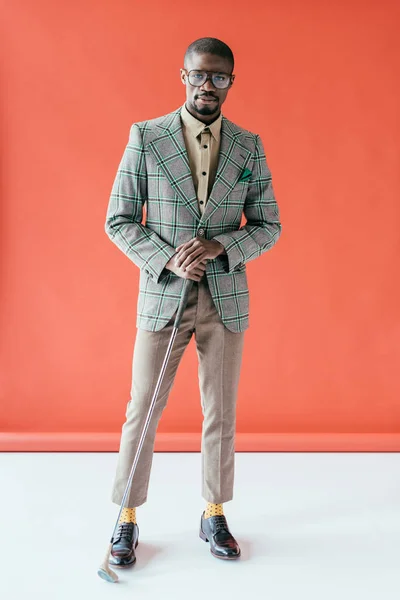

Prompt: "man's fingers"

[175,246,192,262]
[187,261,207,273]
[176,238,196,253]
[180,248,205,270]
[176,242,202,266]
[185,266,205,281]
[187,259,207,271]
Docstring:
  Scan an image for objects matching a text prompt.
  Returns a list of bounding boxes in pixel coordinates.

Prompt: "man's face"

[180,52,234,119]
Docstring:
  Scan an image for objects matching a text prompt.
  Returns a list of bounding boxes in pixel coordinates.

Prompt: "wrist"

[215,240,226,256]
[165,256,175,270]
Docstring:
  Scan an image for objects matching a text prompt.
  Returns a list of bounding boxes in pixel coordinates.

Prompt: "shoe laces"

[115,522,134,541]
[211,515,229,533]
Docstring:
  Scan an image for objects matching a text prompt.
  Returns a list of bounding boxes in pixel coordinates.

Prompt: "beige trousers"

[111,275,245,507]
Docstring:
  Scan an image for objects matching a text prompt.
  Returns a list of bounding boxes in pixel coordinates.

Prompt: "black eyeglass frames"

[182,69,234,90]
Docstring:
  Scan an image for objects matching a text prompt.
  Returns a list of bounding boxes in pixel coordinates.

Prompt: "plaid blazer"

[105,105,282,333]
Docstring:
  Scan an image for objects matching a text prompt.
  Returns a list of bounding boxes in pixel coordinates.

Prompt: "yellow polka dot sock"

[204,502,224,519]
[118,507,137,524]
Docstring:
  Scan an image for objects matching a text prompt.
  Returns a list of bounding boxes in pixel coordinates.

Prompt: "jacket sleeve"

[104,123,177,284]
[212,133,282,273]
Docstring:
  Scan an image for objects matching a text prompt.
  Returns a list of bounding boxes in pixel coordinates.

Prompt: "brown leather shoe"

[109,522,139,568]
[199,512,241,559]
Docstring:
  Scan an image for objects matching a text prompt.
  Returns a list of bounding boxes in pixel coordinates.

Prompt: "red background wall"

[1,0,399,451]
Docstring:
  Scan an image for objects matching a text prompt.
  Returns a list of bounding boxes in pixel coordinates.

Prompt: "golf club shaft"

[110,277,194,542]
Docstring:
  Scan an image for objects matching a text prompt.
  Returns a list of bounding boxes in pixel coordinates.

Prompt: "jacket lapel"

[147,107,253,225]
[147,109,201,221]
[201,118,252,225]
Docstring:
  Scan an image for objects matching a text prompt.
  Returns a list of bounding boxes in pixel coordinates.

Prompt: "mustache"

[196,94,218,99]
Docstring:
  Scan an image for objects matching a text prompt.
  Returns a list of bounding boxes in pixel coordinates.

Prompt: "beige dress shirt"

[180,102,222,215]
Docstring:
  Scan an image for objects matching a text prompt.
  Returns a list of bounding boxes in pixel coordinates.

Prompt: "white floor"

[1,451,400,599]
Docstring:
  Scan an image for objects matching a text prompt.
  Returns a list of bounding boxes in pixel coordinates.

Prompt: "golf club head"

[98,543,119,582]
[98,565,118,583]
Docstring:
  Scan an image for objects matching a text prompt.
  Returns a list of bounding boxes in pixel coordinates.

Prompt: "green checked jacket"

[105,105,282,333]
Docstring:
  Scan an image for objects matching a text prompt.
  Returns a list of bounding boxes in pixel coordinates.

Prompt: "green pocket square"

[239,168,252,182]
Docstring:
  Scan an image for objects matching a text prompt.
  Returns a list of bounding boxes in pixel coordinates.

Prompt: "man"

[104,37,282,567]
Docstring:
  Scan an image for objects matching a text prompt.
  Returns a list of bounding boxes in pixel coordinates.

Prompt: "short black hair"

[184,37,234,71]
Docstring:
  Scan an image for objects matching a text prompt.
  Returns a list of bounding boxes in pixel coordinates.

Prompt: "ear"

[180,69,187,85]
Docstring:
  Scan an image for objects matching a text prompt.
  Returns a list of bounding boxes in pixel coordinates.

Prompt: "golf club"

[98,277,194,582]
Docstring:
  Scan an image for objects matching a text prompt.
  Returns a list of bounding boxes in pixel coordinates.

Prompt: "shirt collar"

[180,102,222,142]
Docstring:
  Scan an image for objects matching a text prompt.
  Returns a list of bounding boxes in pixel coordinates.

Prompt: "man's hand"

[165,237,225,282]
[165,255,207,282]
[176,237,225,270]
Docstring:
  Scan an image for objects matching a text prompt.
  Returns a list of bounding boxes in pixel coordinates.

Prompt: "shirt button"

[203,145,208,149]
[199,201,204,205]
[198,228,205,236]
[202,171,207,176]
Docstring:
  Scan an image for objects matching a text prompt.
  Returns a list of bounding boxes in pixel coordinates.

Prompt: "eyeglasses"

[183,69,234,90]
